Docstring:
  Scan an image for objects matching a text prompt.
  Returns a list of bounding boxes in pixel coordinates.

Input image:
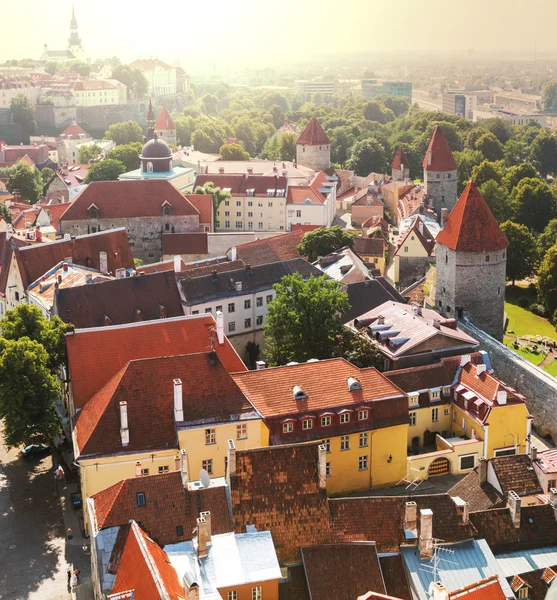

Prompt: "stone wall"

[424,169,457,219]
[35,105,76,129]
[398,256,435,290]
[296,143,330,171]
[459,319,557,444]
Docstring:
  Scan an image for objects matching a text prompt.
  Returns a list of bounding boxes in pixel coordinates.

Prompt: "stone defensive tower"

[296,117,330,171]
[391,147,410,181]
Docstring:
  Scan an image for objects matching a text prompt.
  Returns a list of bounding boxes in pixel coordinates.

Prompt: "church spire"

[145,98,155,142]
[68,3,82,48]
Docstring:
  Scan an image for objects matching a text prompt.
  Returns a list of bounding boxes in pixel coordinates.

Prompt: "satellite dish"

[199,469,211,488]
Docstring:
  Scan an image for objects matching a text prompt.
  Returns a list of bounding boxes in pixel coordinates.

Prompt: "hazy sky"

[1,0,553,67]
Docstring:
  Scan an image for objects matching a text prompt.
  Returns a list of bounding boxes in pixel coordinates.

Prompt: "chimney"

[197,516,209,558]
[318,443,327,489]
[478,457,488,484]
[496,390,507,405]
[99,251,108,274]
[174,255,182,272]
[531,446,538,462]
[430,582,449,600]
[180,449,189,487]
[378,315,385,325]
[418,221,424,235]
[115,268,126,279]
[200,511,212,544]
[62,262,69,272]
[216,311,224,345]
[183,574,199,600]
[433,318,441,329]
[218,167,224,174]
[119,401,129,446]
[85,273,93,284]
[235,281,242,291]
[476,364,486,375]
[174,378,184,422]
[452,496,470,525]
[508,490,521,528]
[255,360,266,370]
[419,508,433,558]
[550,487,557,508]
[226,439,236,483]
[405,501,418,534]
[460,355,471,366]
[231,246,237,261]
[135,461,141,477]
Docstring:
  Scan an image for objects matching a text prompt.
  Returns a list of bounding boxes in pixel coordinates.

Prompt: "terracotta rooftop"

[66,315,246,410]
[90,471,232,546]
[162,232,208,256]
[436,182,508,253]
[15,228,134,290]
[379,555,412,600]
[129,58,173,71]
[0,233,28,297]
[230,442,333,564]
[54,270,184,328]
[507,567,557,600]
[301,543,386,600]
[535,449,557,474]
[392,147,410,171]
[449,469,505,512]
[75,352,255,458]
[330,494,477,553]
[422,126,458,172]
[448,576,507,600]
[394,216,435,257]
[61,122,89,138]
[60,180,200,221]
[185,194,212,227]
[470,504,557,552]
[233,230,305,266]
[155,107,176,131]
[279,565,310,600]
[490,454,542,497]
[106,521,184,600]
[297,117,330,146]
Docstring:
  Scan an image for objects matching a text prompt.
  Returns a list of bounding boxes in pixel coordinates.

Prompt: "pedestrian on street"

[66,567,72,593]
[74,567,80,583]
[70,573,79,588]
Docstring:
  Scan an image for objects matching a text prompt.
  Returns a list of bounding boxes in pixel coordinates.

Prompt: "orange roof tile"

[234,230,305,266]
[61,122,89,138]
[155,107,176,131]
[449,577,507,600]
[422,126,458,172]
[66,315,247,410]
[392,147,409,170]
[297,117,330,146]
[185,194,212,227]
[436,182,508,253]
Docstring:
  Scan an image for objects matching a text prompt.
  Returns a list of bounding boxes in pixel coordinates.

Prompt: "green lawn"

[544,360,557,377]
[505,285,556,340]
[504,342,546,366]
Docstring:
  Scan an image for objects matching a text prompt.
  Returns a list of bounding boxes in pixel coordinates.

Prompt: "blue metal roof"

[496,545,557,578]
[401,539,514,600]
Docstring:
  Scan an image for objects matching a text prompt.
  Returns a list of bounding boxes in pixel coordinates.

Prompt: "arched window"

[89,207,98,220]
[162,205,171,216]
[147,162,153,173]
[165,223,170,231]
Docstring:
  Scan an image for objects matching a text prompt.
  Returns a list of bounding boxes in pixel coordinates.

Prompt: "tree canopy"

[346,138,387,176]
[219,143,250,161]
[542,80,557,113]
[538,242,557,316]
[6,163,43,203]
[10,94,37,141]
[105,120,144,146]
[77,144,102,165]
[111,65,149,97]
[194,181,231,226]
[500,221,537,285]
[511,178,557,233]
[105,142,143,171]
[297,226,355,262]
[84,159,126,183]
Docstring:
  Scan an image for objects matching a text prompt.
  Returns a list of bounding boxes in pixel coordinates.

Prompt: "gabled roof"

[422,126,458,171]
[449,469,505,513]
[392,147,410,170]
[508,567,557,600]
[436,182,508,253]
[233,230,305,266]
[60,180,200,221]
[353,236,385,257]
[394,216,435,257]
[490,455,543,497]
[106,521,185,600]
[66,315,247,410]
[162,232,208,256]
[340,279,402,324]
[185,194,212,226]
[90,472,232,546]
[75,352,255,458]
[36,202,74,232]
[14,228,134,290]
[129,58,174,72]
[54,271,183,328]
[301,543,386,600]
[448,576,507,600]
[0,233,28,297]
[61,122,89,138]
[297,117,330,146]
[155,107,176,131]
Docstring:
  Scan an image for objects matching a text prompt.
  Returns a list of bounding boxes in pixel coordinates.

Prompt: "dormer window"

[136,492,146,506]
[358,409,369,421]
[429,388,441,402]
[408,393,419,407]
[162,203,171,216]
[321,415,332,427]
[339,412,350,424]
[293,385,307,401]
[88,204,99,220]
[302,418,313,430]
[347,376,361,391]
[282,421,294,433]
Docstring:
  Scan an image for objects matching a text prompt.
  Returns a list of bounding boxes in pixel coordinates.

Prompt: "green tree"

[346,138,388,176]
[44,62,58,76]
[538,242,557,315]
[70,61,91,77]
[471,160,504,187]
[111,65,148,97]
[40,167,55,193]
[264,274,350,365]
[476,118,513,144]
[537,219,557,259]
[0,203,11,224]
[501,163,538,192]
[382,96,409,117]
[330,126,355,166]
[278,132,297,162]
[191,130,214,153]
[530,132,557,177]
[194,181,231,227]
[263,91,288,112]
[363,100,395,124]
[233,117,256,155]
[500,221,537,285]
[542,80,557,113]
[105,142,143,171]
[201,94,218,115]
[84,159,126,183]
[297,225,355,262]
[503,139,530,167]
[267,104,284,129]
[336,330,383,369]
[0,337,61,449]
[6,163,43,203]
[479,180,511,223]
[77,143,102,164]
[511,177,557,233]
[219,143,250,161]
[475,132,504,161]
[454,149,484,193]
[10,94,37,141]
[105,120,143,146]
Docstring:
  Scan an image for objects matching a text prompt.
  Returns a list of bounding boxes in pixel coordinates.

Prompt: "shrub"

[530,303,548,317]
[517,296,531,309]
[552,309,557,326]
[529,282,538,293]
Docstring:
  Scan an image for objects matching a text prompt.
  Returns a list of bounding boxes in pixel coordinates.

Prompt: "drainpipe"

[483,424,489,459]
[526,418,532,455]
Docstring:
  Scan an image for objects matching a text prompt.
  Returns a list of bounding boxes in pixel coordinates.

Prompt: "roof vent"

[476,364,486,376]
[293,385,307,401]
[347,376,361,391]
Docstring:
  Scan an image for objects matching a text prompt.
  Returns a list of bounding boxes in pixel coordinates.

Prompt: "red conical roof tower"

[392,147,409,170]
[297,117,330,146]
[423,126,457,171]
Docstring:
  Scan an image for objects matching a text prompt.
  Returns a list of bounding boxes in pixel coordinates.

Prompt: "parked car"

[20,444,51,459]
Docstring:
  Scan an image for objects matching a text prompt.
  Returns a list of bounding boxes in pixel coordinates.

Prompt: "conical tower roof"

[297,117,330,146]
[155,107,176,131]
[423,125,457,171]
[392,147,409,170]
[436,181,508,252]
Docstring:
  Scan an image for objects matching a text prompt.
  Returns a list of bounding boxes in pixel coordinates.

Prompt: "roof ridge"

[130,521,171,599]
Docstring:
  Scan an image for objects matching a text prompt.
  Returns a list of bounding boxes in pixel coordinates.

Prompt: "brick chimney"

[119,401,129,446]
[200,511,212,545]
[318,443,327,489]
[135,461,142,477]
[216,311,224,345]
[508,490,521,528]
[452,496,470,525]
[173,255,182,272]
[180,449,189,487]
[197,515,210,558]
[419,508,433,558]
[531,446,538,462]
[478,457,488,484]
[226,439,236,484]
[174,378,184,422]
[256,360,266,370]
[405,501,418,535]
[99,251,108,274]
[430,581,449,600]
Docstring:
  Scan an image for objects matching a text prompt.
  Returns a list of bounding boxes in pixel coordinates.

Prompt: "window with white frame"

[228,592,238,600]
[228,302,235,313]
[359,456,368,471]
[340,412,350,424]
[202,459,213,474]
[408,393,419,407]
[432,408,439,422]
[252,587,262,600]
[358,409,369,421]
[302,418,313,430]
[141,468,149,476]
[283,422,293,433]
[158,465,169,474]
[494,447,517,457]
[237,424,247,439]
[409,411,417,426]
[460,454,475,470]
[205,428,216,445]
[321,416,331,427]
[359,432,368,447]
[340,435,350,451]
[326,462,331,477]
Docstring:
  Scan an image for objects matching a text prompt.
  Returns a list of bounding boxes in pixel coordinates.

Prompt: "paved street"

[0,431,89,600]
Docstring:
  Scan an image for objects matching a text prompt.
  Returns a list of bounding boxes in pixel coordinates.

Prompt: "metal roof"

[401,539,514,600]
[496,546,557,578]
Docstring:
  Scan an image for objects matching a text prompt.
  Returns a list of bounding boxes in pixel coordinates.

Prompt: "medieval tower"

[391,147,410,181]
[296,117,331,171]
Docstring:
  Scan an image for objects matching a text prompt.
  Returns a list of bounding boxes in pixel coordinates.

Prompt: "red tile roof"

[392,147,410,171]
[0,233,28,297]
[61,122,89,138]
[185,194,212,227]
[394,217,435,257]
[353,236,385,257]
[234,231,305,266]
[15,228,134,289]
[194,174,287,197]
[107,521,185,600]
[422,126,458,172]
[489,455,542,497]
[60,180,200,221]
[436,182,508,253]
[301,543,386,600]
[91,471,232,546]
[66,315,247,410]
[449,576,506,600]
[232,358,405,419]
[297,117,330,146]
[286,185,324,205]
[162,232,208,255]
[75,352,255,458]
[155,107,176,131]
[448,470,505,513]
[291,224,321,233]
[37,203,74,232]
